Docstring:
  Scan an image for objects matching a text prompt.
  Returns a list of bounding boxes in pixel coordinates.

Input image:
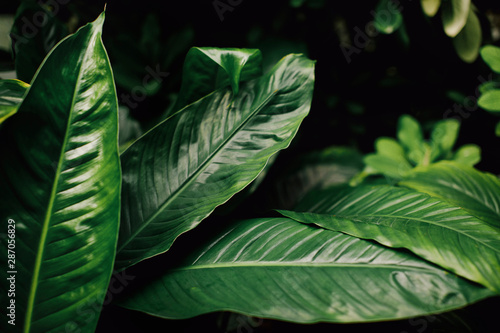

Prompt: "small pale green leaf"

[0,79,29,124]
[373,0,403,34]
[117,54,315,270]
[442,0,471,37]
[478,89,500,112]
[400,161,500,230]
[281,185,500,293]
[480,45,500,73]
[171,47,262,115]
[430,118,460,161]
[452,9,482,63]
[453,144,481,166]
[0,12,120,333]
[117,217,494,323]
[421,0,441,17]
[397,114,425,164]
[363,154,412,179]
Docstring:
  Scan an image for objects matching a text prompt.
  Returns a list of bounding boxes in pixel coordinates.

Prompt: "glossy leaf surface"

[400,161,500,230]
[0,79,29,124]
[280,185,500,293]
[118,217,494,323]
[0,13,120,333]
[117,54,315,269]
[171,47,262,115]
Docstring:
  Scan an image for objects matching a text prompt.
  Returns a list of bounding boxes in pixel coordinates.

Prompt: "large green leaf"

[117,217,494,323]
[10,0,69,83]
[0,79,29,124]
[0,13,120,333]
[400,161,500,230]
[280,185,500,293]
[441,0,470,37]
[170,47,263,116]
[117,53,315,269]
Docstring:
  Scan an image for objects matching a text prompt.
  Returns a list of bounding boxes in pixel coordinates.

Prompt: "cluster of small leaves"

[353,114,480,182]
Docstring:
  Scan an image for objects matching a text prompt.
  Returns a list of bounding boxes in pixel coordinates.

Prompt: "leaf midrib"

[117,88,278,254]
[23,36,91,333]
[169,261,443,273]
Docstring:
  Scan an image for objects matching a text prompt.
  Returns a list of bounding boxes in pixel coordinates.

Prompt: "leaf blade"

[0,12,120,333]
[280,185,500,293]
[117,53,315,269]
[117,217,494,323]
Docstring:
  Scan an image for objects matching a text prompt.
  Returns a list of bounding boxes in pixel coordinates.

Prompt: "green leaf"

[117,217,494,323]
[373,0,403,34]
[478,89,500,112]
[117,53,315,269]
[0,79,29,124]
[397,114,425,165]
[442,0,471,37]
[171,47,263,116]
[400,161,500,230]
[0,12,120,333]
[452,9,482,63]
[453,144,481,166]
[363,154,412,179]
[280,185,500,293]
[429,118,460,161]
[10,0,69,83]
[480,45,500,74]
[496,121,500,136]
[478,80,500,94]
[421,0,441,17]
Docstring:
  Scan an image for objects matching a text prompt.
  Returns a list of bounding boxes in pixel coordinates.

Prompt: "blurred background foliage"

[1,0,500,331]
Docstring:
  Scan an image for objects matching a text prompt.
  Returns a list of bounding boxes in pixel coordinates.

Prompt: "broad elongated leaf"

[171,47,262,115]
[400,161,500,230]
[280,185,500,293]
[442,0,470,37]
[10,0,69,82]
[117,54,315,269]
[0,79,29,124]
[117,217,494,323]
[0,13,120,333]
